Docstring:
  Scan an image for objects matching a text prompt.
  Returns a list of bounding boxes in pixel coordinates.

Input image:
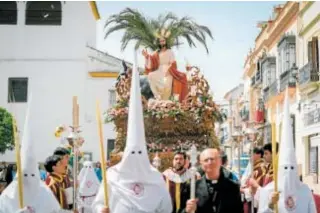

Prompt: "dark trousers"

[243,201,257,213]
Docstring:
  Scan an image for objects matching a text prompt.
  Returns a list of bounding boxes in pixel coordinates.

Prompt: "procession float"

[103,8,226,170]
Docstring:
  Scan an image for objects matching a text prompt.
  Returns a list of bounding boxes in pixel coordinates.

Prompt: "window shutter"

[311,37,319,71]
[308,41,313,63]
[107,139,115,160]
[309,146,318,174]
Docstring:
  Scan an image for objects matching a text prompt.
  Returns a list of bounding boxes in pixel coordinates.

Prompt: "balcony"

[280,69,296,92]
[304,108,320,126]
[255,70,263,87]
[263,86,270,101]
[269,81,278,97]
[239,107,249,122]
[251,76,256,87]
[251,70,263,88]
[298,62,319,87]
[263,81,278,101]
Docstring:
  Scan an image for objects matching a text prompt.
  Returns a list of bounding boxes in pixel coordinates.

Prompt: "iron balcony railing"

[298,62,319,86]
[251,76,256,86]
[251,70,262,87]
[263,80,278,101]
[304,108,320,126]
[269,80,278,97]
[280,69,296,92]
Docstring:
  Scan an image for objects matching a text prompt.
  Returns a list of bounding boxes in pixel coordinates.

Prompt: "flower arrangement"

[145,99,183,119]
[105,106,129,123]
[106,65,225,152]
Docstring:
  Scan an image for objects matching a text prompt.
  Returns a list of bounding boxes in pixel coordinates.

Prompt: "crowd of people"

[0,158,103,195]
[0,55,319,213]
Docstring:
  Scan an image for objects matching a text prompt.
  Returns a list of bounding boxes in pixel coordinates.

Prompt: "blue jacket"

[94,168,102,182]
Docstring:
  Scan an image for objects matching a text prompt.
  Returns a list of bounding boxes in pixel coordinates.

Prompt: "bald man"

[182,148,243,213]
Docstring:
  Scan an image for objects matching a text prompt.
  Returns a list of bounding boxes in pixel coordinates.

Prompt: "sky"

[96,1,282,101]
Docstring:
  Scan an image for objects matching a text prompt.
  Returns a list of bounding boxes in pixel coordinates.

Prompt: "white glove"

[16,206,35,213]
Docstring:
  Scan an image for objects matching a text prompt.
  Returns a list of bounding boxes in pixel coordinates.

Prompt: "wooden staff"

[96,100,109,207]
[189,145,197,213]
[12,117,24,208]
[271,122,278,213]
[72,96,79,210]
[250,138,255,213]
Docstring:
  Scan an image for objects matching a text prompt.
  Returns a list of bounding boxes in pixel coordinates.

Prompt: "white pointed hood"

[79,161,100,196]
[278,90,297,167]
[93,52,172,213]
[5,95,42,206]
[115,51,154,181]
[0,95,62,212]
[20,95,41,195]
[78,161,92,183]
[277,89,301,210]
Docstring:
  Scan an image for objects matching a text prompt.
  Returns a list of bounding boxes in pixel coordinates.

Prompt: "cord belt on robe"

[145,53,188,102]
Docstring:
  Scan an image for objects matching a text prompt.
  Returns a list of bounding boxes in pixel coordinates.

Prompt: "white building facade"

[0,1,123,162]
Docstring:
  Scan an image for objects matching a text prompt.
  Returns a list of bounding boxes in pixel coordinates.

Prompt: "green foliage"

[104,8,213,53]
[0,108,14,154]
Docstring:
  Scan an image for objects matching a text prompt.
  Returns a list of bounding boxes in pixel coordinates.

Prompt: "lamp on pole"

[232,129,244,179]
[290,63,299,82]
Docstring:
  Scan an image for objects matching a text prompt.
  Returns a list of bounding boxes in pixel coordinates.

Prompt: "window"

[83,152,93,161]
[8,78,28,103]
[309,136,319,178]
[107,139,115,160]
[308,37,319,72]
[278,35,296,75]
[309,146,318,174]
[0,1,17,25]
[262,57,276,88]
[26,1,62,25]
[109,90,116,106]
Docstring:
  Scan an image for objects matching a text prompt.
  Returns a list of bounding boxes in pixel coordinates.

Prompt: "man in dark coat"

[182,148,243,213]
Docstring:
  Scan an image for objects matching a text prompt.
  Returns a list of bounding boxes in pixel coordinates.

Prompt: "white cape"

[92,166,172,213]
[257,181,317,213]
[0,180,61,213]
[92,51,172,213]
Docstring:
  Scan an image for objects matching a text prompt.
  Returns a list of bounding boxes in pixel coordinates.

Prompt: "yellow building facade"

[243,1,320,192]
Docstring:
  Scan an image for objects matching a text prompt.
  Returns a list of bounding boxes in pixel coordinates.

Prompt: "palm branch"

[104,7,213,53]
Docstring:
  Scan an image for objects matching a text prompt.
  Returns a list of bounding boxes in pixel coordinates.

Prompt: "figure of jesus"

[143,36,188,102]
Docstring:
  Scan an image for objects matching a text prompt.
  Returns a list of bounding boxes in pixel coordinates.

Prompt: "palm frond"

[104,8,213,53]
